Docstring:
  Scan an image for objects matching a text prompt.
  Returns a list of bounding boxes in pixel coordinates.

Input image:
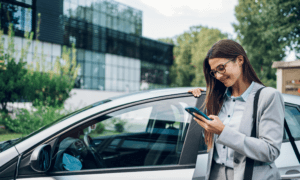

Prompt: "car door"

[16,94,203,180]
[275,103,300,179]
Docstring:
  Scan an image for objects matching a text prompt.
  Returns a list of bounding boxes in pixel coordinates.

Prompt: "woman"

[188,39,284,180]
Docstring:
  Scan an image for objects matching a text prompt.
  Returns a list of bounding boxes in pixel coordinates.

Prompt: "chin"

[222,80,235,87]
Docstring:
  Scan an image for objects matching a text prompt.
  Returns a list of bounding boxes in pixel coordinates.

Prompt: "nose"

[215,72,223,80]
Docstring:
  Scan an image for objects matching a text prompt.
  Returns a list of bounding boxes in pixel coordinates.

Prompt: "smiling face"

[209,56,244,87]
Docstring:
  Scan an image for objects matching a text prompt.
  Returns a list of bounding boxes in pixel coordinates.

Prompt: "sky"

[114,0,296,61]
[114,0,238,40]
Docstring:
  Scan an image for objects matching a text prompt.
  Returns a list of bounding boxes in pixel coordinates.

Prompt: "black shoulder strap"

[284,118,300,163]
[244,87,265,180]
[244,87,300,179]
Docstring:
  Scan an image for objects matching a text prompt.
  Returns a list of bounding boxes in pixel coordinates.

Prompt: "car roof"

[108,87,206,105]
[111,88,300,107]
[282,93,300,105]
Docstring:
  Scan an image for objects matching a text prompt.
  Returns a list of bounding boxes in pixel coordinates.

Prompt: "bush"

[0,127,10,135]
[1,101,66,134]
[26,72,75,107]
[111,118,127,133]
[94,122,105,134]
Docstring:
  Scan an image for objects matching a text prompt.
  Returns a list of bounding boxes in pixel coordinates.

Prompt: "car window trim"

[179,94,206,164]
[20,93,194,157]
[284,117,300,163]
[18,92,199,177]
[285,102,300,109]
[283,103,300,143]
[18,164,195,178]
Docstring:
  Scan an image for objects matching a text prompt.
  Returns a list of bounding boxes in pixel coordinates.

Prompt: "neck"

[231,78,251,97]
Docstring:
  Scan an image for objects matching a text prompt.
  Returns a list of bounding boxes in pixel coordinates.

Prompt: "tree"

[0,24,28,112]
[25,44,79,107]
[23,13,80,107]
[157,38,174,45]
[167,26,228,87]
[0,13,80,110]
[233,0,300,87]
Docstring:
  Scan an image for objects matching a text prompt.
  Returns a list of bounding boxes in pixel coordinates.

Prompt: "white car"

[0,88,299,180]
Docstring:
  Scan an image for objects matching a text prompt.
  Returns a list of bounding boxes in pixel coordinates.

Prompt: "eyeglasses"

[209,58,235,78]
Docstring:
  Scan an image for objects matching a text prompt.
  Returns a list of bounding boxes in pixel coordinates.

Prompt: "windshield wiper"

[0,138,20,153]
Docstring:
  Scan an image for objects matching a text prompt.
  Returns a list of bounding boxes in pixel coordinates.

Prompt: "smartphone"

[185,106,212,121]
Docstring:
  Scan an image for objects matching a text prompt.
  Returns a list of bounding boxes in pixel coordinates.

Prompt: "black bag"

[243,87,300,180]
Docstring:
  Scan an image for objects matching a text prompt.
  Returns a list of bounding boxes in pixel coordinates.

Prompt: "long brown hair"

[203,39,263,151]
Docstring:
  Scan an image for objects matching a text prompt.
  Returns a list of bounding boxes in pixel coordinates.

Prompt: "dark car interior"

[49,102,189,171]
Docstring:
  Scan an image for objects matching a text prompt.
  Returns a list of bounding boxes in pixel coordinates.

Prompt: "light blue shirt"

[213,81,255,168]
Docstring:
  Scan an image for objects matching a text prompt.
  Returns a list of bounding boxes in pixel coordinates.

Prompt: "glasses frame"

[209,58,235,78]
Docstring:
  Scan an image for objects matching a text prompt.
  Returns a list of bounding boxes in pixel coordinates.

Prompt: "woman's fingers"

[194,117,208,129]
[193,114,225,135]
[188,88,204,97]
[193,112,206,121]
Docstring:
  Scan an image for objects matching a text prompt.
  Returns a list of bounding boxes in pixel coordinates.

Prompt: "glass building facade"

[0,0,173,92]
[63,0,142,36]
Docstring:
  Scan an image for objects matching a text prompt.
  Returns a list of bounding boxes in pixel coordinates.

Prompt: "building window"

[105,54,140,92]
[77,48,106,90]
[63,0,142,36]
[0,2,32,37]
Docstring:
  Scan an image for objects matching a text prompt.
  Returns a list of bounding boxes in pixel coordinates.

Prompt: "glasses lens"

[217,65,225,73]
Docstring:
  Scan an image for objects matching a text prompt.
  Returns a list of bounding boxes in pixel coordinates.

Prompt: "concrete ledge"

[272,60,300,68]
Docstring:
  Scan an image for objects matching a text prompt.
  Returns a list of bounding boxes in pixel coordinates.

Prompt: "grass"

[0,133,23,142]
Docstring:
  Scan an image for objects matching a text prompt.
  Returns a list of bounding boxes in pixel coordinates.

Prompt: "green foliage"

[0,25,28,112]
[0,13,80,109]
[233,0,300,87]
[157,38,175,45]
[0,127,11,135]
[24,14,79,107]
[0,12,80,134]
[94,122,105,134]
[25,44,79,107]
[169,26,228,87]
[111,117,127,133]
[1,100,65,134]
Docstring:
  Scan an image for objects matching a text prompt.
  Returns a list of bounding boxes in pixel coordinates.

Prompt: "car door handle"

[281,173,300,179]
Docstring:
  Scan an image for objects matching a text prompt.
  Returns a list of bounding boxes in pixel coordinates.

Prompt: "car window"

[51,96,197,172]
[284,105,300,140]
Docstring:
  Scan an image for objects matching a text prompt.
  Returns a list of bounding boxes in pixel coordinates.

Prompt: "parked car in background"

[0,88,299,180]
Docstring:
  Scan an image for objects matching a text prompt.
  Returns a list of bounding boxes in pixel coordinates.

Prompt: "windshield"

[0,99,111,153]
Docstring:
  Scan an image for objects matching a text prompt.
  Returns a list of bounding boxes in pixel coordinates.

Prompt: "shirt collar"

[224,81,255,101]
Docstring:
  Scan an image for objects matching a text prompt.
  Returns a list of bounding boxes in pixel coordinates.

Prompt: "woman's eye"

[218,66,225,71]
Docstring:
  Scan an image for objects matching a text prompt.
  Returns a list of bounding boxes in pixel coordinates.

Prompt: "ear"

[236,55,244,67]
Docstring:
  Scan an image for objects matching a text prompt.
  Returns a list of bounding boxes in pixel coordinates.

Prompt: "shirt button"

[233,99,235,102]
[234,159,240,164]
[228,115,230,118]
[223,145,226,149]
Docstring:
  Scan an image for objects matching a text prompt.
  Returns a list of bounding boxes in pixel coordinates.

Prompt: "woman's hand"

[193,114,225,135]
[188,88,205,97]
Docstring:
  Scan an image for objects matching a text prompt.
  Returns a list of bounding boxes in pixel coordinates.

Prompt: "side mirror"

[30,144,52,172]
